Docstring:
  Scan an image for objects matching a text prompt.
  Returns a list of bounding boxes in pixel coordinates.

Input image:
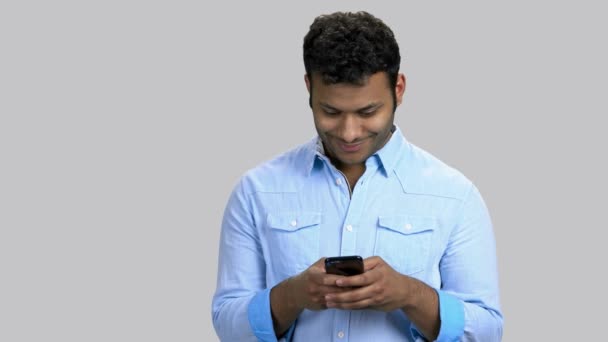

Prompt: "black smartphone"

[324,255,364,276]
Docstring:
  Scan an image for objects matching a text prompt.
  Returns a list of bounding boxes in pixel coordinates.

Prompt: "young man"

[212,11,503,341]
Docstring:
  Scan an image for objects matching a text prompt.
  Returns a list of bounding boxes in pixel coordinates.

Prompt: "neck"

[334,162,365,190]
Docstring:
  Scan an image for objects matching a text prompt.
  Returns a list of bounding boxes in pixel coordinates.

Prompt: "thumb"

[363,256,382,271]
[311,257,327,271]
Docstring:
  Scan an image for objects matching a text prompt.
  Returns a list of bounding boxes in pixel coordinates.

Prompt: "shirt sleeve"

[248,289,296,342]
[410,184,503,341]
[212,177,288,341]
[439,184,504,341]
[410,289,465,341]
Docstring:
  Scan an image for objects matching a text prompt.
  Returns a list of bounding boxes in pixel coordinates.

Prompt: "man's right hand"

[289,257,347,311]
[270,257,346,336]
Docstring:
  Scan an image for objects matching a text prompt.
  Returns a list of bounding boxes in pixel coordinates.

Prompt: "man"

[212,11,503,341]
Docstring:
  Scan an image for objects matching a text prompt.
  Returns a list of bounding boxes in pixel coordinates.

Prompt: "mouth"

[337,141,364,153]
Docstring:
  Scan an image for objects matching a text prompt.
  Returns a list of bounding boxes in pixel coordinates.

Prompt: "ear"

[395,73,406,106]
[304,74,311,93]
[305,74,314,109]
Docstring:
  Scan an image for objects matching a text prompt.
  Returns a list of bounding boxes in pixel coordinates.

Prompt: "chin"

[336,154,369,166]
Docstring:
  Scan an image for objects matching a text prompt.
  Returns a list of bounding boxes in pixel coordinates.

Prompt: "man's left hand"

[324,256,411,311]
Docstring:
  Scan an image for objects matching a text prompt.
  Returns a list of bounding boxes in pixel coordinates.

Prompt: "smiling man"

[212,11,503,342]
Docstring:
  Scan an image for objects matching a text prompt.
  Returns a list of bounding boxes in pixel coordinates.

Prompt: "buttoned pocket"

[267,211,322,279]
[374,215,437,276]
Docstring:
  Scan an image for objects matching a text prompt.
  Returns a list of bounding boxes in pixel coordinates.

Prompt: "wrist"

[270,277,303,337]
[400,275,423,311]
[285,276,303,311]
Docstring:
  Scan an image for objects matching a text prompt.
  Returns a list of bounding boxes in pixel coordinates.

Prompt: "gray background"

[1,0,606,341]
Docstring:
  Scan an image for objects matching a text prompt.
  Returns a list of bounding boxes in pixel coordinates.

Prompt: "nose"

[336,114,361,143]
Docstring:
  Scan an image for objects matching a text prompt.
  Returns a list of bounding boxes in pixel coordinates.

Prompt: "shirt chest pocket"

[267,211,322,279]
[374,215,437,276]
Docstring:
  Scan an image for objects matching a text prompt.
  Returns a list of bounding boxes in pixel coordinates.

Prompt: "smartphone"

[324,255,364,276]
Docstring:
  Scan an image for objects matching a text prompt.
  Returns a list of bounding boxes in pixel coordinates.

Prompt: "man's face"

[306,72,405,170]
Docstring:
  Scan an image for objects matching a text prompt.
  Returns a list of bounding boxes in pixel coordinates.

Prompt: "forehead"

[311,72,391,107]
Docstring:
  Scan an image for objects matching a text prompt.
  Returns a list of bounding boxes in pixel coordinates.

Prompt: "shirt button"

[337,331,345,338]
[335,178,342,186]
[404,223,412,230]
[345,224,353,232]
[290,220,297,227]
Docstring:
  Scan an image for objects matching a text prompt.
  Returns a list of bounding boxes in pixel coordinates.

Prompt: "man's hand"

[270,258,347,336]
[323,256,440,340]
[289,257,348,310]
[323,256,410,311]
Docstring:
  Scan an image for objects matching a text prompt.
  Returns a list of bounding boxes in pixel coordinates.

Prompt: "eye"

[322,109,340,116]
[359,109,377,117]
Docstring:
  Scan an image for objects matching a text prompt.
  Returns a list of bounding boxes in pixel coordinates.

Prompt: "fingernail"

[336,279,343,286]
[326,302,335,307]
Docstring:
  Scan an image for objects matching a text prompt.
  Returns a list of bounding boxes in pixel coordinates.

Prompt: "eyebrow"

[320,102,383,113]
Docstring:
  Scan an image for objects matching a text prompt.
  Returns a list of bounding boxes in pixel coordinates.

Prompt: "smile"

[338,141,364,153]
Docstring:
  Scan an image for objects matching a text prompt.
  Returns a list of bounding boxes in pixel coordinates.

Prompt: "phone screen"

[324,256,364,276]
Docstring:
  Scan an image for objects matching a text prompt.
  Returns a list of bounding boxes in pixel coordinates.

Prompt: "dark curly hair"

[303,11,401,108]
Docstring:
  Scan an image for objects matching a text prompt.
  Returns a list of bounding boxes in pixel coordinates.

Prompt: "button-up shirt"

[212,126,503,341]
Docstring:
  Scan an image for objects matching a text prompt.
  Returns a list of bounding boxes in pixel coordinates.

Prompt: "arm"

[270,277,302,337]
[325,184,503,341]
[212,179,345,341]
[212,179,273,341]
[433,184,503,341]
[271,258,348,337]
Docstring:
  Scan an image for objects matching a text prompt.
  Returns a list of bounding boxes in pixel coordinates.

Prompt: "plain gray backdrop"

[2,1,607,341]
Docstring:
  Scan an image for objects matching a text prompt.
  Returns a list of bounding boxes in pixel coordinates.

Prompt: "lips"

[338,141,363,153]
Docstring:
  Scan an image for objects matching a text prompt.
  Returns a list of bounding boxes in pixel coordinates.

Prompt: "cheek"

[314,117,338,132]
[366,116,392,133]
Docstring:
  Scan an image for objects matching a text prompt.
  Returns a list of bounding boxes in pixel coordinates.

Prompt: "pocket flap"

[267,211,322,232]
[378,215,437,235]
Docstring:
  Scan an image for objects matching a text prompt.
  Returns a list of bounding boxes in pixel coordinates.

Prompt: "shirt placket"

[338,165,375,257]
[331,164,376,342]
[332,311,351,342]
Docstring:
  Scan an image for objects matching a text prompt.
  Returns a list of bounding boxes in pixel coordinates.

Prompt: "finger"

[311,257,328,270]
[311,272,345,286]
[302,283,346,303]
[327,286,352,296]
[327,297,374,310]
[316,285,347,296]
[308,259,335,278]
[324,284,375,304]
[363,256,383,271]
[335,269,379,287]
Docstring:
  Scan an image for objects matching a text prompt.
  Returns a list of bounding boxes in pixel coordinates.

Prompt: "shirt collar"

[373,125,408,177]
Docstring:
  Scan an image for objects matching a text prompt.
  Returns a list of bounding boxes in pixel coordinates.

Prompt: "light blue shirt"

[212,126,503,341]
